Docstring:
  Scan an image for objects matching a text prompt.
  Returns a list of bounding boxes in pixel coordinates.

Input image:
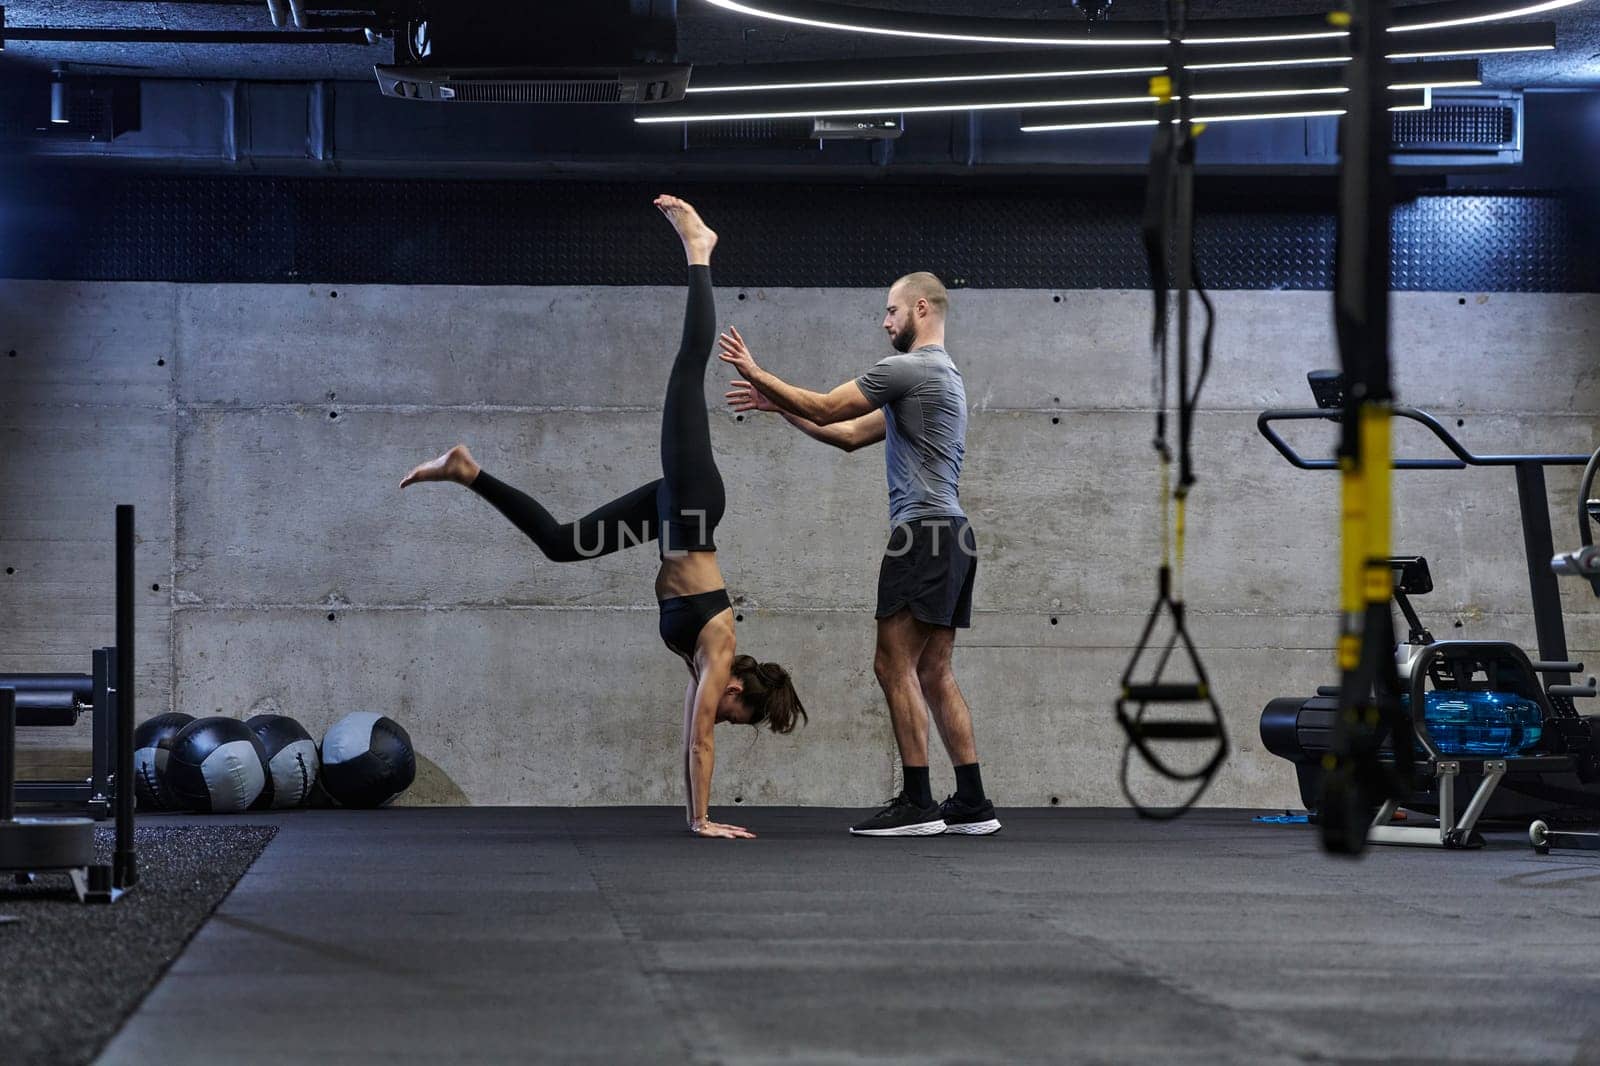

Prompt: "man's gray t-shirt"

[854,344,968,525]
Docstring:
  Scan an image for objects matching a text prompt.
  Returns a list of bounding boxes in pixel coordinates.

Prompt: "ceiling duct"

[0,76,138,143]
[1391,90,1522,161]
[375,0,690,105]
[685,118,816,147]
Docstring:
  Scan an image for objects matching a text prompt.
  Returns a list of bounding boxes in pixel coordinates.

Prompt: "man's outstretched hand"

[726,380,778,414]
[717,326,760,378]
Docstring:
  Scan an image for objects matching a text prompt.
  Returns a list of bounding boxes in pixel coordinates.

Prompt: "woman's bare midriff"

[655,550,728,601]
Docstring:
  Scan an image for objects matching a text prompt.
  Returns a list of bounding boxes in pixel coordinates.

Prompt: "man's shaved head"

[891,272,949,320]
[883,272,950,353]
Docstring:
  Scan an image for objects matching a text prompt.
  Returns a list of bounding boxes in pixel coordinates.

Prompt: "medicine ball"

[320,712,416,809]
[166,716,268,814]
[246,714,321,810]
[133,712,195,812]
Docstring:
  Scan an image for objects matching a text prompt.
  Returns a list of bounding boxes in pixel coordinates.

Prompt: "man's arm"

[718,326,876,426]
[728,380,886,452]
[751,370,876,427]
[779,409,887,453]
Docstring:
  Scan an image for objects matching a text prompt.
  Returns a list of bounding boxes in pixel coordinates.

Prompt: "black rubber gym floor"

[0,825,278,1066]
[39,807,1600,1064]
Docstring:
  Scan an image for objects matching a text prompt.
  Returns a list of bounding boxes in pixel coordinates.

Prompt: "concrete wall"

[3,280,1596,809]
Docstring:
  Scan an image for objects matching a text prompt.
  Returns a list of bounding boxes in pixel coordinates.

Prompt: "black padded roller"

[14,690,79,728]
[1127,721,1224,741]
[1124,684,1208,703]
[0,674,92,699]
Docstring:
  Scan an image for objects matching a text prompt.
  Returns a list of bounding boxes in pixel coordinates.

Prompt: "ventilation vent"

[445,80,623,104]
[374,65,690,105]
[686,119,815,148]
[0,86,121,143]
[66,92,111,134]
[1392,94,1519,153]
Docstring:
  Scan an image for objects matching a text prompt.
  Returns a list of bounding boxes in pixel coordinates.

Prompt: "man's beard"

[889,321,917,353]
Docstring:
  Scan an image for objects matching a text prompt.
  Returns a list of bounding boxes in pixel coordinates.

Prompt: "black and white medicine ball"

[320,712,416,809]
[166,716,268,814]
[245,714,321,810]
[133,712,195,811]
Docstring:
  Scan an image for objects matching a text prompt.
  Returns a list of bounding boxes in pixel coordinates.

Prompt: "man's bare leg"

[917,626,998,833]
[400,443,480,489]
[850,609,946,835]
[917,627,978,766]
[875,609,935,769]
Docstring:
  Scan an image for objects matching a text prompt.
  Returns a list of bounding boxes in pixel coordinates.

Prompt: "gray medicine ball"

[246,714,321,810]
[320,712,416,808]
[133,712,195,811]
[166,717,268,813]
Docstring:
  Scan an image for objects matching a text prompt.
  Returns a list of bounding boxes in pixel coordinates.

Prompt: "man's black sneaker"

[849,793,946,837]
[938,794,1002,836]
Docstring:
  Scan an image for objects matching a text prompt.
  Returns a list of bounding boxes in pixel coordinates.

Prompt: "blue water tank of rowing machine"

[1418,690,1543,757]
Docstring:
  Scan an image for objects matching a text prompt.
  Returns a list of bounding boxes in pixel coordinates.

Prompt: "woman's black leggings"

[470,265,726,561]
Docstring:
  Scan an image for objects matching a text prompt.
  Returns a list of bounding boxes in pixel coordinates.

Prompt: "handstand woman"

[401,195,804,840]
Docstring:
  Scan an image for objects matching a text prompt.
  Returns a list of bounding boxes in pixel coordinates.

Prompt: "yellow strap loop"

[1175,495,1188,597]
[1336,403,1394,671]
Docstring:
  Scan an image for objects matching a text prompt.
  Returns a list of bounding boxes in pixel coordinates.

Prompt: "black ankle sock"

[902,766,933,808]
[954,763,986,804]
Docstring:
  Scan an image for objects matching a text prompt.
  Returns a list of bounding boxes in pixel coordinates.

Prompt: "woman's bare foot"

[400,444,480,489]
[654,195,717,266]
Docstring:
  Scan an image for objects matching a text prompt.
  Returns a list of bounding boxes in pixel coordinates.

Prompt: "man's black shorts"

[875,516,977,629]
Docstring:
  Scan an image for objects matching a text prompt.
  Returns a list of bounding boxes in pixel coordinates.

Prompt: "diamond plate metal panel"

[1,171,1593,292]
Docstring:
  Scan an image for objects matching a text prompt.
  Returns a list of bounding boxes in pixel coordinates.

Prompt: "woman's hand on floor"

[690,820,757,839]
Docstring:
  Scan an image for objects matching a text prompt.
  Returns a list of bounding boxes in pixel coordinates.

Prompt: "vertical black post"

[114,505,137,889]
[91,647,110,811]
[1321,0,1408,856]
[1516,463,1572,678]
[1,688,15,824]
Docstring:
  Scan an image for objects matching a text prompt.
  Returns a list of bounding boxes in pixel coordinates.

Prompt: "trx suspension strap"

[1321,0,1415,856]
[1115,0,1228,820]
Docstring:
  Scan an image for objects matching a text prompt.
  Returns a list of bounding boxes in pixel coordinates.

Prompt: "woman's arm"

[681,678,697,827]
[682,631,754,839]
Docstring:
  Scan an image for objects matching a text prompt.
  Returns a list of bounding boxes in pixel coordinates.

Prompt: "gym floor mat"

[90,808,1600,1065]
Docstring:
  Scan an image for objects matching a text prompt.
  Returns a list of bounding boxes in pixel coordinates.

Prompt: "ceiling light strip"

[1022,102,1430,133]
[1021,110,1346,132]
[1019,90,1430,131]
[637,95,1164,124]
[1391,0,1585,32]
[700,0,1584,48]
[685,24,1550,95]
[688,66,1167,94]
[647,63,1477,124]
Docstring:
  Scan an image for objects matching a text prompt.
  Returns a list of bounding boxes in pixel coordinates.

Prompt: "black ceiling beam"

[0,28,375,47]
